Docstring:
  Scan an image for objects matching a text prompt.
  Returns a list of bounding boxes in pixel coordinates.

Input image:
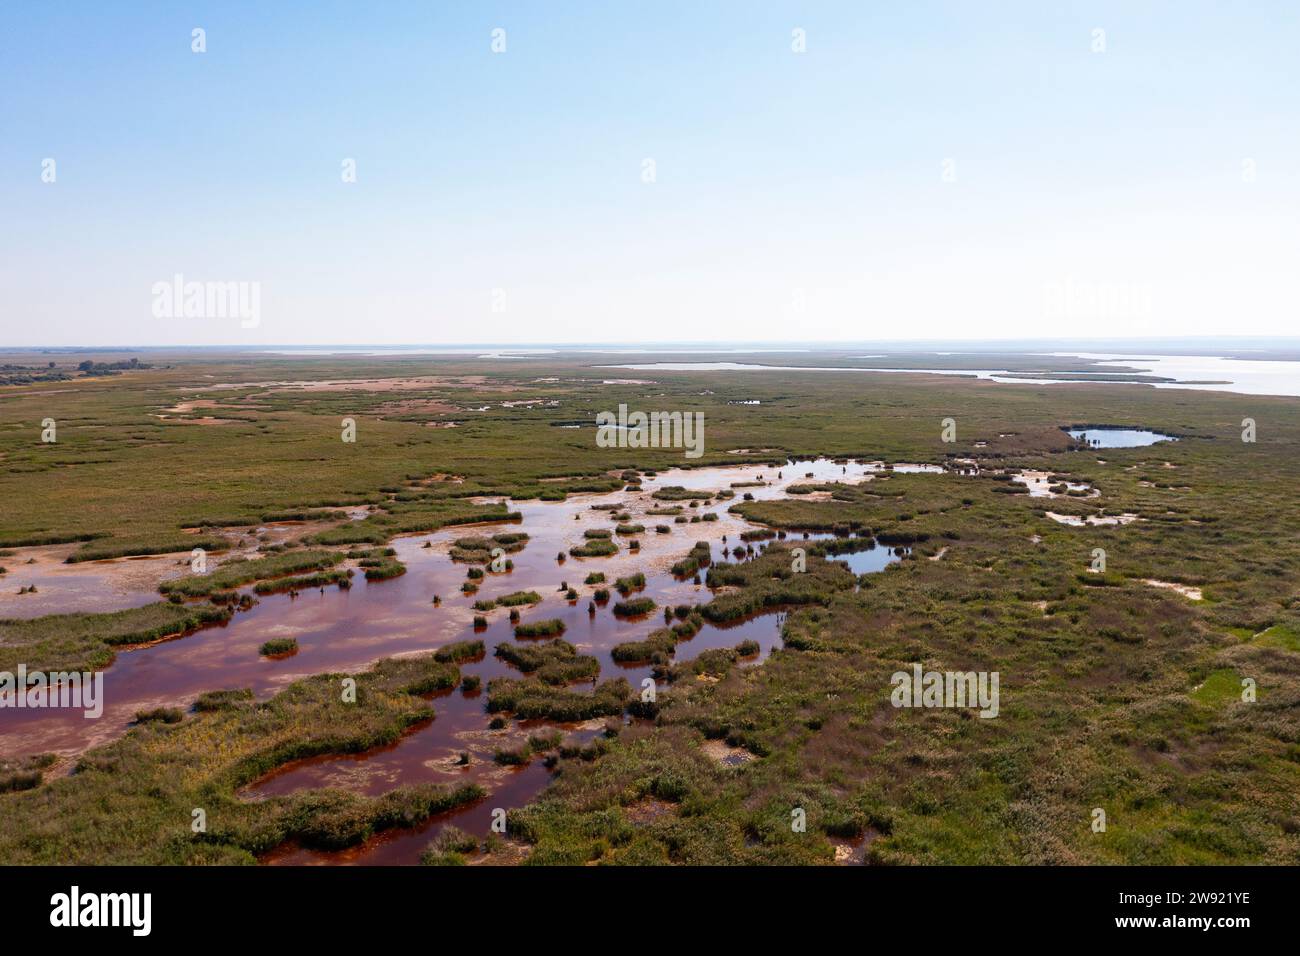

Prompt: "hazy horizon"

[6,335,1300,356]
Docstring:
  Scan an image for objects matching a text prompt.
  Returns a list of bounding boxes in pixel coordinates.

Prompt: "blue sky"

[2,1,1297,346]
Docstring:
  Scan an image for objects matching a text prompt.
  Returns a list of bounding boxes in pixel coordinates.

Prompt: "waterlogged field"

[0,351,1297,865]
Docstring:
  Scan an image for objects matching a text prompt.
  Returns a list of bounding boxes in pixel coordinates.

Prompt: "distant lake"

[1045,353,1300,397]
[1067,427,1177,448]
[605,354,1300,397]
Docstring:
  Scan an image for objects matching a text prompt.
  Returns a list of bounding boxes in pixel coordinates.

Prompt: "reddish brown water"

[1,458,906,864]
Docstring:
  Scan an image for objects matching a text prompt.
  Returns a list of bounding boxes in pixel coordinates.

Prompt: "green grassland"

[1,352,1297,864]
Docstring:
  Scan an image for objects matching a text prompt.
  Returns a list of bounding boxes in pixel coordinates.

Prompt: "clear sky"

[2,1,1297,347]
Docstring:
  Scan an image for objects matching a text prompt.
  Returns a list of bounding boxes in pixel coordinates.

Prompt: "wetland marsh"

[1,351,1297,866]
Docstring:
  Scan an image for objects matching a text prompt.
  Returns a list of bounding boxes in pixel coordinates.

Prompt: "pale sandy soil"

[832,830,879,864]
[410,474,464,485]
[467,840,531,866]
[1011,470,1098,498]
[0,544,190,618]
[153,398,260,424]
[1141,579,1204,600]
[1045,512,1140,526]
[701,739,754,766]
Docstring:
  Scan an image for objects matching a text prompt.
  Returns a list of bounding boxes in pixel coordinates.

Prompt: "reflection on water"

[2,457,918,865]
[606,353,1300,397]
[1067,428,1177,448]
[835,545,905,575]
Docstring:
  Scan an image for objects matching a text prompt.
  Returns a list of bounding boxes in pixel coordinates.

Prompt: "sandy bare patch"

[623,797,677,824]
[831,830,879,864]
[702,739,754,767]
[160,399,229,414]
[1045,512,1139,527]
[1011,470,1097,498]
[1142,579,1203,600]
[797,490,836,502]
[0,542,243,618]
[411,474,464,486]
[468,839,532,866]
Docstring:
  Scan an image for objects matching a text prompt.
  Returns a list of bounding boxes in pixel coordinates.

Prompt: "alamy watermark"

[1043,276,1151,321]
[50,886,150,936]
[151,274,261,328]
[1,666,103,718]
[891,663,999,718]
[596,403,704,459]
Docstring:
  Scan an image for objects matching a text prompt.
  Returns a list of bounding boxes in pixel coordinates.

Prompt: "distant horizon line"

[5,335,1300,354]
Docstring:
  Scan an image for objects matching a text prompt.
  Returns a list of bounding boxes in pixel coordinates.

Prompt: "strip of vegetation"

[160,550,345,597]
[312,503,522,547]
[253,569,353,594]
[486,677,631,721]
[449,532,531,563]
[68,535,230,563]
[0,603,232,673]
[652,487,714,501]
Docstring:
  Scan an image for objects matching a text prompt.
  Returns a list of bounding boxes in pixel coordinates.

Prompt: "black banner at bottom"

[0,864,1283,941]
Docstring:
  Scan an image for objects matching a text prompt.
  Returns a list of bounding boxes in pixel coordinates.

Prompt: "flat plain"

[1,350,1296,865]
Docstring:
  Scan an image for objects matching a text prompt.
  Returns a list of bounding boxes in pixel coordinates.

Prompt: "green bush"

[433,639,484,663]
[514,618,566,638]
[613,597,656,617]
[259,637,298,657]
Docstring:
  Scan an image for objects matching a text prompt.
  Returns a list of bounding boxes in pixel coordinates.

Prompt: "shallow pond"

[1066,427,1177,448]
